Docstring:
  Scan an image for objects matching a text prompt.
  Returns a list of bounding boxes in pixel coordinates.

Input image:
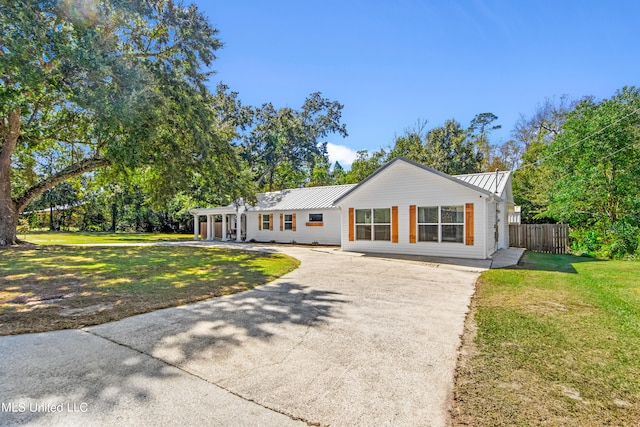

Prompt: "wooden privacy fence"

[509,224,570,254]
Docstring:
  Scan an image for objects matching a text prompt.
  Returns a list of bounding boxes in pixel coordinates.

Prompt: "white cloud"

[326,142,359,169]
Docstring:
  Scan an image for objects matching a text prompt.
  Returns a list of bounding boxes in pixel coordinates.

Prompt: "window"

[417,207,439,242]
[355,209,371,240]
[417,206,464,243]
[441,206,464,243]
[309,213,323,222]
[262,214,270,230]
[284,214,293,230]
[355,208,391,241]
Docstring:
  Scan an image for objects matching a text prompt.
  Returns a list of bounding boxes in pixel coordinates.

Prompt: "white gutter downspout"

[494,169,500,250]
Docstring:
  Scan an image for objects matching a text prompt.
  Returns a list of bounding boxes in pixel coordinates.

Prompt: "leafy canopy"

[0,0,233,244]
[544,86,640,229]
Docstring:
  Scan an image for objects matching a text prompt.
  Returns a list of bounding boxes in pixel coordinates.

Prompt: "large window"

[355,208,391,241]
[417,206,464,243]
[262,214,270,230]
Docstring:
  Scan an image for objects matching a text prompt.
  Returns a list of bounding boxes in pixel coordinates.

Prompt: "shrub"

[571,223,640,259]
[607,222,639,259]
[570,228,603,255]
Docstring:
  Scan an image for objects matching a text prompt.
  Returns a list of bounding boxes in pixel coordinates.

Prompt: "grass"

[22,231,194,245]
[452,252,640,426]
[0,245,299,335]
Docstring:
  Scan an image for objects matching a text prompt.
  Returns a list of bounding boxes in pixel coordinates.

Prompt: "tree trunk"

[0,193,18,246]
[0,109,21,246]
[111,202,117,232]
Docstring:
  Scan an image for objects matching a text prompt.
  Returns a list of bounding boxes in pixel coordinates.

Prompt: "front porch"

[191,207,246,242]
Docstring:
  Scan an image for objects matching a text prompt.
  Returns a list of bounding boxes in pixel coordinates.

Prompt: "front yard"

[0,245,299,335]
[22,231,194,245]
[452,252,640,425]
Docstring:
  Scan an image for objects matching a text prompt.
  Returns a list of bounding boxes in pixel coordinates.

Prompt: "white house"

[190,157,513,259]
[334,157,512,259]
[190,184,356,245]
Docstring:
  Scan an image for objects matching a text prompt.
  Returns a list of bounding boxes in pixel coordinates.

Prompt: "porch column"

[206,215,212,240]
[193,214,199,240]
[236,211,242,242]
[221,214,228,241]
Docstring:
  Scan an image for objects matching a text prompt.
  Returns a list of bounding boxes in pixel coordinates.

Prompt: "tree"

[385,118,483,175]
[386,119,429,163]
[511,95,578,223]
[239,93,347,192]
[468,112,502,172]
[423,119,482,174]
[543,86,640,256]
[342,149,386,184]
[308,155,333,187]
[331,161,347,184]
[0,0,227,245]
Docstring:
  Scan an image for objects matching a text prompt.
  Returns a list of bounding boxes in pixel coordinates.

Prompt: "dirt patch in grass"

[451,252,640,426]
[0,245,299,335]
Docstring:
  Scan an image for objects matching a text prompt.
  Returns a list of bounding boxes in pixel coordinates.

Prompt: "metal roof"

[252,184,358,211]
[454,171,511,196]
[192,159,511,215]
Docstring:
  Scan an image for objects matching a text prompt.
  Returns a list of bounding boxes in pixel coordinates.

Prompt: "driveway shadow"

[118,282,345,367]
[0,281,344,425]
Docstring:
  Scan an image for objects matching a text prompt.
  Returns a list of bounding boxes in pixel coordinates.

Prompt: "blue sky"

[193,0,640,168]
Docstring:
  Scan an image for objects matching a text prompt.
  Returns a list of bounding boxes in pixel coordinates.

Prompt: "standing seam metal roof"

[251,184,358,211]
[454,171,511,196]
[192,159,511,215]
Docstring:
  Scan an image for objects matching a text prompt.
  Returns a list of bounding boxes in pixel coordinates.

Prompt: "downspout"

[494,169,500,250]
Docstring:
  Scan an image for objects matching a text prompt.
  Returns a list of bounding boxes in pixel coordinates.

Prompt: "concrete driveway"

[0,244,489,426]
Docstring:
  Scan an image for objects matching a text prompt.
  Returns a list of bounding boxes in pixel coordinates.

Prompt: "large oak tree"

[0,0,227,245]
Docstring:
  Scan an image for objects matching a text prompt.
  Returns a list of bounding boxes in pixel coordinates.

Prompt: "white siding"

[486,200,497,256]
[498,201,509,249]
[337,160,493,259]
[246,209,342,245]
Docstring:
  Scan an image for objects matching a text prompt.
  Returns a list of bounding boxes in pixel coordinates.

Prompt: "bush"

[608,222,639,258]
[571,223,640,259]
[570,228,603,255]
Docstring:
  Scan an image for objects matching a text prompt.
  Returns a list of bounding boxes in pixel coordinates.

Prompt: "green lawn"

[452,252,640,426]
[0,246,299,335]
[22,231,194,245]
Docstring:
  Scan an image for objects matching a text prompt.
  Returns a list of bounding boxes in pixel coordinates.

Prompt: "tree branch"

[14,156,111,213]
[26,94,47,127]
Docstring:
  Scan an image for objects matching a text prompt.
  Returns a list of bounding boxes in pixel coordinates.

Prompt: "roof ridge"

[454,170,510,177]
[260,183,357,195]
